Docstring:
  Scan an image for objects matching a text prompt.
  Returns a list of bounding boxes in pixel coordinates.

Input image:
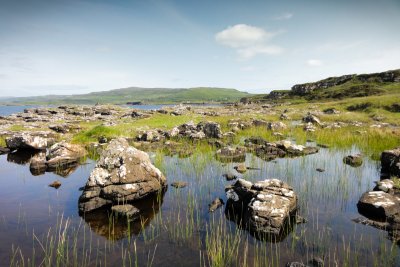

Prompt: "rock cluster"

[226,178,297,237]
[79,138,167,213]
[245,138,318,161]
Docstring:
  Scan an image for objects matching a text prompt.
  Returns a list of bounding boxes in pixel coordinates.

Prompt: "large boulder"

[79,138,166,213]
[381,147,400,177]
[46,141,87,171]
[225,178,297,237]
[199,122,222,139]
[6,134,47,150]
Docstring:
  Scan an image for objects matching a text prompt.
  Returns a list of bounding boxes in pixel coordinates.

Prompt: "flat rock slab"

[357,191,400,219]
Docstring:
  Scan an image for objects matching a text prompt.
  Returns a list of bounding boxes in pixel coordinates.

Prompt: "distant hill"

[1,87,251,105]
[245,69,400,103]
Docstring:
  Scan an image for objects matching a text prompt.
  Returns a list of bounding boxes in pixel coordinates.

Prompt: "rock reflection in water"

[7,150,38,165]
[80,190,165,240]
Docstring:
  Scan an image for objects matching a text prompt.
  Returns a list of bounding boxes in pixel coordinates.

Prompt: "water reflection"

[80,190,166,240]
[7,150,37,165]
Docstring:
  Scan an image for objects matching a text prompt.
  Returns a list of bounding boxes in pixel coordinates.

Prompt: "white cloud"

[307,59,323,67]
[273,12,293,20]
[215,24,282,60]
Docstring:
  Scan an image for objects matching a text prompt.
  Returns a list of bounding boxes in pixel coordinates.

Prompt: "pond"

[0,144,398,266]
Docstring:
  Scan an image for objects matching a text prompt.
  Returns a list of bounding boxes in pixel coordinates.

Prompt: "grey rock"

[6,134,47,150]
[343,154,363,167]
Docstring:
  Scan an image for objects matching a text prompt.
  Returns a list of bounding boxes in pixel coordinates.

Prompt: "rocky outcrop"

[292,75,354,95]
[225,178,297,237]
[78,138,166,213]
[381,147,400,177]
[6,134,47,150]
[245,138,318,161]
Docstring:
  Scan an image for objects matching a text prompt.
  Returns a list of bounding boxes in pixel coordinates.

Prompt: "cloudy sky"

[1,0,399,97]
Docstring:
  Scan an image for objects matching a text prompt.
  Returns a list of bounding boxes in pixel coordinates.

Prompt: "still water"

[0,144,397,266]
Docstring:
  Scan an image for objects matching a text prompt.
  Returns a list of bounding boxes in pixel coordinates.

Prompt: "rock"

[295,215,307,224]
[374,179,394,193]
[49,124,69,133]
[381,147,400,177]
[79,138,166,213]
[267,122,287,131]
[189,131,206,140]
[6,134,47,150]
[209,198,224,212]
[200,122,222,138]
[323,108,340,114]
[49,180,62,189]
[252,119,268,127]
[223,173,238,181]
[343,154,363,167]
[316,168,325,172]
[171,181,188,188]
[29,152,47,176]
[225,178,297,236]
[302,113,321,126]
[98,136,108,144]
[357,191,400,219]
[46,141,87,171]
[216,146,246,162]
[280,113,290,120]
[234,163,247,173]
[111,204,140,221]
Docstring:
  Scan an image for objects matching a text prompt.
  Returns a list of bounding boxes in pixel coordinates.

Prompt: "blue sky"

[0,0,399,97]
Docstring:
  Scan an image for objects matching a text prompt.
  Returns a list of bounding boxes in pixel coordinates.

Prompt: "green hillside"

[2,87,251,105]
[244,69,400,103]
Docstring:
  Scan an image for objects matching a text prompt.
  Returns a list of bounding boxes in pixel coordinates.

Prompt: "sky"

[0,0,399,97]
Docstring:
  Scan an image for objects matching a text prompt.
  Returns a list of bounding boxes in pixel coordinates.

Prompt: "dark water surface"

[0,146,398,266]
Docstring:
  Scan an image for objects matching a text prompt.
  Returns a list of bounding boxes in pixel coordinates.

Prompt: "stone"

[79,138,166,213]
[46,141,87,171]
[209,198,224,212]
[234,163,247,173]
[49,180,62,189]
[357,191,400,219]
[225,178,297,236]
[6,134,47,150]
[343,154,363,167]
[302,113,321,126]
[323,108,340,114]
[171,181,188,188]
[111,204,140,220]
[267,122,287,131]
[316,168,325,172]
[374,179,394,193]
[201,122,222,138]
[381,147,400,177]
[216,146,246,163]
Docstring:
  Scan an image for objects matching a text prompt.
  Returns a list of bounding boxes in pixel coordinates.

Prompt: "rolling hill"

[1,87,251,105]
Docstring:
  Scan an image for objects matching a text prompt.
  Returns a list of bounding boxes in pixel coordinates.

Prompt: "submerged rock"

[223,172,238,181]
[343,154,363,167]
[234,163,247,173]
[171,181,188,188]
[0,146,10,155]
[49,180,62,189]
[209,198,224,212]
[79,138,166,213]
[6,134,47,150]
[225,178,297,237]
[29,152,47,176]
